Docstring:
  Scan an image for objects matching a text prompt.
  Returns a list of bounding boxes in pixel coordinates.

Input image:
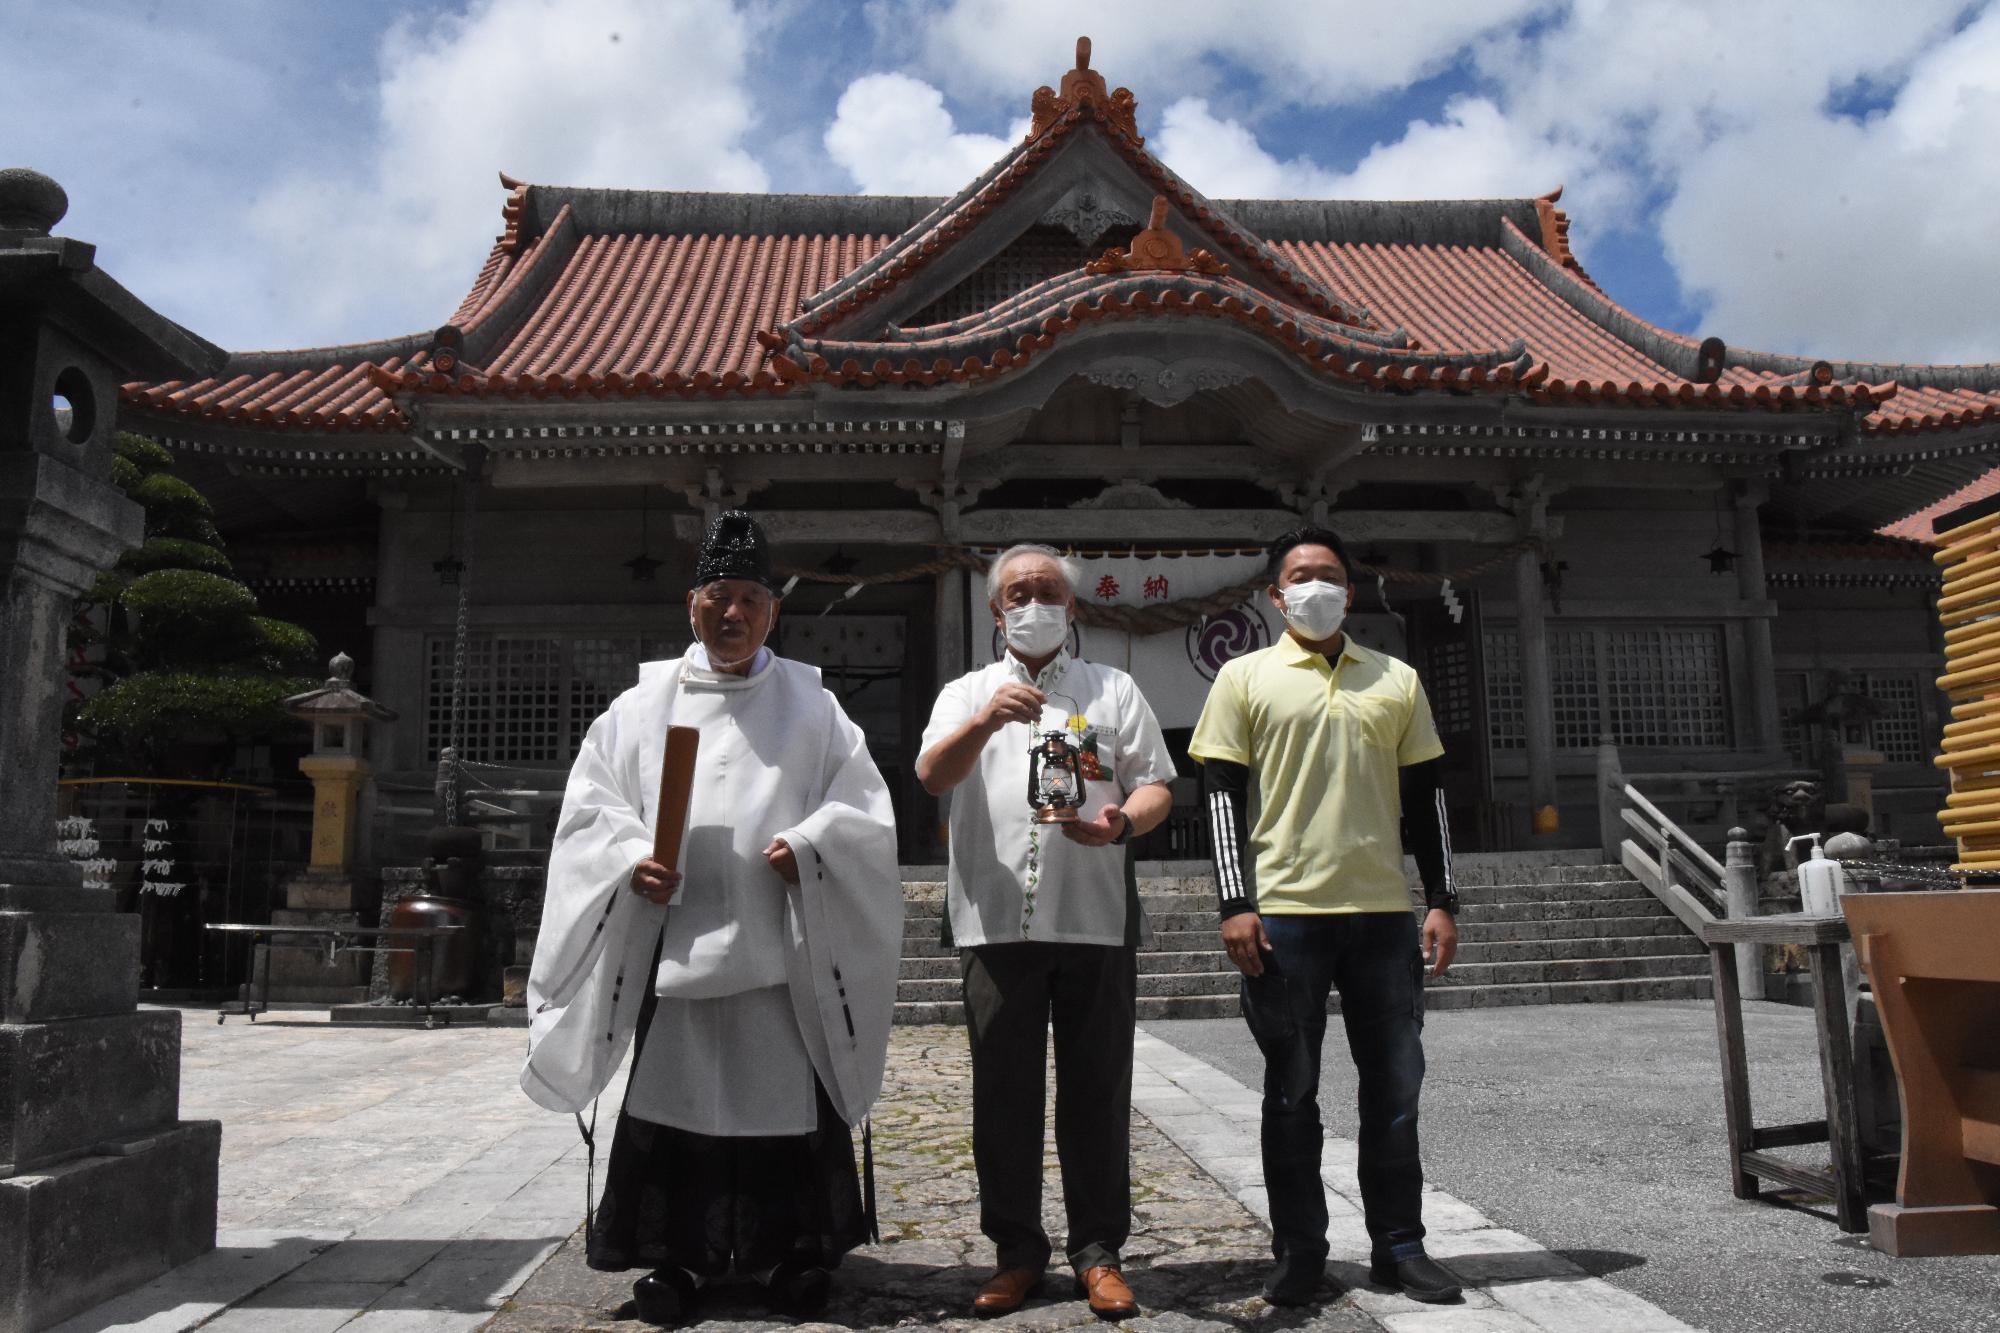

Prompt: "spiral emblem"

[1187,606,1269,680]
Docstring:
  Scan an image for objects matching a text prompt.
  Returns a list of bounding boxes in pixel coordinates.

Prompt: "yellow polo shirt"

[1188,633,1444,914]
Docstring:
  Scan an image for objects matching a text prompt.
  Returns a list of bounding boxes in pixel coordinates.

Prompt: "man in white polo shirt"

[918,543,1176,1320]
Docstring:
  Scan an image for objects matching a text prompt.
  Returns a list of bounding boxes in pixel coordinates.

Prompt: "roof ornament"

[1029,36,1142,144]
[1532,185,1583,272]
[1696,336,1727,384]
[1083,196,1226,276]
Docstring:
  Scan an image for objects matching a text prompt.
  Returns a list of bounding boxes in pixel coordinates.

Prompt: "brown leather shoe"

[973,1266,1042,1317]
[1075,1265,1137,1319]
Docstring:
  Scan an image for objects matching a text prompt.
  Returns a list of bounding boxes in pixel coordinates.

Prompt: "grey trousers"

[961,941,1137,1272]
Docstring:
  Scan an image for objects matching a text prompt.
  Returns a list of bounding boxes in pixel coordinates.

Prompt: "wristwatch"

[1110,809,1132,845]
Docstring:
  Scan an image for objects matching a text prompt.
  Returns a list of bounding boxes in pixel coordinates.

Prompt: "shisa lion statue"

[1762,778,1825,873]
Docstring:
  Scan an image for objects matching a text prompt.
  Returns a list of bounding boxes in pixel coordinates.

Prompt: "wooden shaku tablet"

[654,725,700,867]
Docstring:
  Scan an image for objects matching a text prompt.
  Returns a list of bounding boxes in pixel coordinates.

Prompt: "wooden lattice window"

[907,226,1095,327]
[425,632,686,764]
[1423,638,1477,735]
[1851,670,1926,763]
[1482,623,1730,751]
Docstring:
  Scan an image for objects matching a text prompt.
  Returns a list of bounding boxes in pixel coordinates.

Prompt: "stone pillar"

[1514,546,1558,836]
[0,168,227,1332]
[1734,480,1783,754]
[266,653,397,1004]
[1842,745,1887,824]
[1595,735,1625,861]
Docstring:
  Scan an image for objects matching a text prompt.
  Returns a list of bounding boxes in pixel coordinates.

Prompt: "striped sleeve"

[1200,758,1257,919]
[1399,757,1458,914]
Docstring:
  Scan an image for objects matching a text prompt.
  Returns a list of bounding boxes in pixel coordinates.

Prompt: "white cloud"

[912,0,1549,108]
[239,0,770,348]
[1658,4,2000,363]
[823,73,1024,195]
[1156,95,1582,204]
[1131,0,2000,363]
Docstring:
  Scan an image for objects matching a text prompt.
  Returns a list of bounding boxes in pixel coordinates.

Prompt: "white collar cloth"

[922,652,1177,947]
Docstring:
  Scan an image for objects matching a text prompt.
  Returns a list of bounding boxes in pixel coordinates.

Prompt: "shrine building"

[117,41,2000,860]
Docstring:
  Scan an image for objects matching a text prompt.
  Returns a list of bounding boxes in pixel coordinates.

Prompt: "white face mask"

[1279,580,1348,641]
[1002,601,1070,658]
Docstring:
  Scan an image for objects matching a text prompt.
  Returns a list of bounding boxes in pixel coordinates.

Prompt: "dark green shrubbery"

[69,433,318,773]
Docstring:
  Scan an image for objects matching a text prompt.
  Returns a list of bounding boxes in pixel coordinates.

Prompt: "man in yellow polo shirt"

[1188,525,1462,1308]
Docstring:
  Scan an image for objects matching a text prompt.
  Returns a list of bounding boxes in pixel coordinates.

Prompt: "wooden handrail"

[1622,783,1727,882]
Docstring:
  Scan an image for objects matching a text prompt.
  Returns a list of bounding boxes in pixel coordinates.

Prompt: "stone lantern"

[263,652,397,1003]
[0,168,228,1332]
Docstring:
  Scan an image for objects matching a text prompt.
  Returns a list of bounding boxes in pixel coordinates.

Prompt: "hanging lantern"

[1026,728,1086,824]
[434,479,464,585]
[1703,488,1737,575]
[625,487,662,582]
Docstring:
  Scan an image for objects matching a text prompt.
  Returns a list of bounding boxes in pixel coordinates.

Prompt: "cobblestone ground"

[485,1028,1374,1333]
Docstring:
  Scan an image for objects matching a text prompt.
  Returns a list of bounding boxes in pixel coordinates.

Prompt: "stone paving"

[53,1010,1702,1333]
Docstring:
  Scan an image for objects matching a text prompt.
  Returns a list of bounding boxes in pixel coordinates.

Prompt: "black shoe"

[633,1267,700,1326]
[768,1258,832,1318]
[1369,1253,1461,1303]
[1261,1252,1330,1306]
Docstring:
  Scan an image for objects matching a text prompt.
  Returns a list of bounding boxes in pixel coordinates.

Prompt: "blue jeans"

[1239,911,1428,1264]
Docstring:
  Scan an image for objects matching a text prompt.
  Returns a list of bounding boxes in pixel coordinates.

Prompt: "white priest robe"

[521,647,902,1136]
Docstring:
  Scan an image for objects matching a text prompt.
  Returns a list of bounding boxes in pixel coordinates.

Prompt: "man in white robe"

[521,511,902,1326]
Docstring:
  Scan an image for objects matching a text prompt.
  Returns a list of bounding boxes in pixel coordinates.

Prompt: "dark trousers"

[961,941,1136,1272]
[1240,911,1428,1264]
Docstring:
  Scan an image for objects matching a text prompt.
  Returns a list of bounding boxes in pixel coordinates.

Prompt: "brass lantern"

[1027,728,1086,824]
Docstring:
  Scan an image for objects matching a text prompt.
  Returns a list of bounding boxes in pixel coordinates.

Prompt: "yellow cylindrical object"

[1944,619,2000,647]
[1937,578,2000,611]
[1931,506,2000,547]
[1944,624,2000,655]
[1940,548,2000,585]
[1936,741,2000,768]
[1942,642,2000,676]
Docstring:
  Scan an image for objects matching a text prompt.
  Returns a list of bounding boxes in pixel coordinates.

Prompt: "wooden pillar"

[1734,479,1783,753]
[1515,546,1558,831]
[937,566,968,686]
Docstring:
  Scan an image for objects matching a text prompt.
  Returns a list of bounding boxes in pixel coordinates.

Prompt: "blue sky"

[6,1,1997,364]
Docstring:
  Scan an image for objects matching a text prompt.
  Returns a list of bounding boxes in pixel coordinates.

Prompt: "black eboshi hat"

[691,509,780,591]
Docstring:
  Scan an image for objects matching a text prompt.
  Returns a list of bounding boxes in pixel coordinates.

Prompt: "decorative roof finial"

[0,167,68,236]
[1029,35,1141,144]
[1084,195,1226,277]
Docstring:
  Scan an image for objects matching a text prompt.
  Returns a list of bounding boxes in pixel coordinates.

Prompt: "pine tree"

[68,433,318,775]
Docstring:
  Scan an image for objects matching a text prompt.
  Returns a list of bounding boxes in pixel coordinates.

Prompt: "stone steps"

[891,858,1711,1023]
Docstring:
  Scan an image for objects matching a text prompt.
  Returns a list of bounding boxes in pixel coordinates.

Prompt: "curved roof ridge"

[1718,345,2000,393]
[1497,217,1700,379]
[451,202,583,366]
[212,331,436,376]
[516,182,944,242]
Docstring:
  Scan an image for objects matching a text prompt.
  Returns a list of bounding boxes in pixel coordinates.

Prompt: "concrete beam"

[958,508,1550,545]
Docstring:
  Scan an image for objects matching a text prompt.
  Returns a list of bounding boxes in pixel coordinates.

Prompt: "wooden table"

[203,923,463,1026]
[1701,911,1873,1231]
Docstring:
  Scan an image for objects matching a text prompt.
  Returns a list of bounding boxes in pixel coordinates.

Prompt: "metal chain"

[1833,859,1977,887]
[441,449,485,827]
